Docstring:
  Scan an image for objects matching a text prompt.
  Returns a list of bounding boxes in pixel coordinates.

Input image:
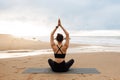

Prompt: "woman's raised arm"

[50,26,58,47]
[58,19,69,48]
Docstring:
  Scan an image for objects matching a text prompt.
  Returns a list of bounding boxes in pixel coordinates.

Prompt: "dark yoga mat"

[23,68,100,74]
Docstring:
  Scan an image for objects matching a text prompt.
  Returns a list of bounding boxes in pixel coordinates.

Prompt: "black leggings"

[48,59,74,72]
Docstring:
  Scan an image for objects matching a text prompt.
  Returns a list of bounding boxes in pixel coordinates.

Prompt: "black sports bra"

[54,45,66,58]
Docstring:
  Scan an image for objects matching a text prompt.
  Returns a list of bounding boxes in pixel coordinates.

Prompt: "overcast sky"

[0,0,120,36]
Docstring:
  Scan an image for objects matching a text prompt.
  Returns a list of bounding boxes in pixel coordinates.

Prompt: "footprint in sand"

[12,66,17,68]
[0,74,5,78]
[81,74,87,77]
[0,63,5,66]
[103,75,116,80]
[27,58,31,60]
[23,61,28,63]
[72,79,77,80]
[79,74,92,77]
[14,67,25,73]
[109,78,116,80]
[27,74,35,80]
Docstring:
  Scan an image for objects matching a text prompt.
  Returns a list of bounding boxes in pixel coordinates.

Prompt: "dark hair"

[56,33,63,42]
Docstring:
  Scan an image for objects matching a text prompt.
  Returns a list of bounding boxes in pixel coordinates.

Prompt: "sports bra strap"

[56,45,63,54]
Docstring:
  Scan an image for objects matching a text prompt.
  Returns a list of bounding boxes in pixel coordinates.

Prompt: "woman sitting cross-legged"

[48,19,74,72]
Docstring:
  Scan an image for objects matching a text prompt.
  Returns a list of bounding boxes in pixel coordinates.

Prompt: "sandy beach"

[0,34,120,80]
[0,34,81,50]
[0,0,120,79]
[0,52,120,80]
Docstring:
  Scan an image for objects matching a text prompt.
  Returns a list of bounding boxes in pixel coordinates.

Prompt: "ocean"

[37,36,120,47]
[71,36,120,46]
[37,36,120,53]
[0,36,120,59]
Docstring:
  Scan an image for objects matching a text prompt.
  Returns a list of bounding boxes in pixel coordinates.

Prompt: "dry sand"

[0,34,82,50]
[0,34,50,50]
[0,34,120,80]
[0,52,120,80]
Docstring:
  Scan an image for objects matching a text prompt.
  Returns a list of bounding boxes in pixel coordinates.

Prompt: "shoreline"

[0,45,120,59]
[0,41,120,59]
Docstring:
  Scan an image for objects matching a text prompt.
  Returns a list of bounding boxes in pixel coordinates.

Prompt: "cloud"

[0,0,120,31]
[86,4,120,29]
